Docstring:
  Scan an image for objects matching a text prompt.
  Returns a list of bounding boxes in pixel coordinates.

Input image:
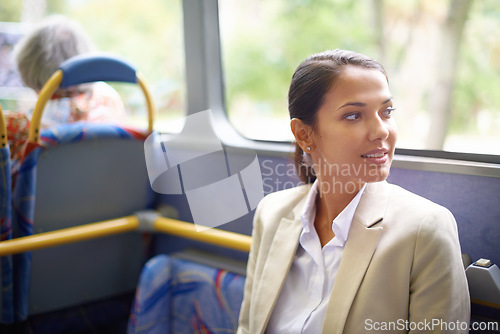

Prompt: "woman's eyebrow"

[337,102,366,110]
[382,97,393,104]
[337,97,393,110]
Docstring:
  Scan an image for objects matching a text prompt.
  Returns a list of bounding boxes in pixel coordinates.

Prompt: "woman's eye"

[344,112,360,120]
[382,107,396,117]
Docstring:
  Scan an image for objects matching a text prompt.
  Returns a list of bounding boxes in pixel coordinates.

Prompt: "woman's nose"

[368,116,390,142]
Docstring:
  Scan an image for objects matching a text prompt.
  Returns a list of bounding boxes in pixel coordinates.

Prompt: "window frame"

[182,0,499,178]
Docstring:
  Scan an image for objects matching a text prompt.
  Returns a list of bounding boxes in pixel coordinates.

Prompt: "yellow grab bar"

[471,298,500,309]
[29,70,63,144]
[0,215,252,256]
[137,71,155,134]
[154,217,252,253]
[0,102,7,148]
[0,216,139,256]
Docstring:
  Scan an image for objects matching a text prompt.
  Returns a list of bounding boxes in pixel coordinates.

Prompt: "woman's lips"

[362,149,389,164]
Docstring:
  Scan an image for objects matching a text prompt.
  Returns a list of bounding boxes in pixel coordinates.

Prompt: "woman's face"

[309,66,397,190]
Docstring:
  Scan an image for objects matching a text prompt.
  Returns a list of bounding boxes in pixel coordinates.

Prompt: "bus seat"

[11,53,157,321]
[12,123,154,319]
[128,254,244,334]
[0,104,14,324]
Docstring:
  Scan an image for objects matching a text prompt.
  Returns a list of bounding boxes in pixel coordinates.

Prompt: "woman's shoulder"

[386,182,450,213]
[264,183,311,200]
[382,182,456,231]
[255,183,311,220]
[260,183,311,207]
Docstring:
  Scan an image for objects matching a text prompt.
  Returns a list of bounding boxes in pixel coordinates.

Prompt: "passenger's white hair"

[14,15,95,91]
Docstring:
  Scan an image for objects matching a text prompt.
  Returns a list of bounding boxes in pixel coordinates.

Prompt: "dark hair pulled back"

[288,49,387,183]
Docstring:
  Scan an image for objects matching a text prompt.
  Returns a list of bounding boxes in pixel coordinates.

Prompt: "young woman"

[237,49,469,333]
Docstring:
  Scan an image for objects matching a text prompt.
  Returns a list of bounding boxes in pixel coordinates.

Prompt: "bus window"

[0,0,186,134]
[218,0,500,155]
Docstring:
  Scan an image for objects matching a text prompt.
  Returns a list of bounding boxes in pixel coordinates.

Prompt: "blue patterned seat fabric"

[128,254,245,334]
[0,145,14,324]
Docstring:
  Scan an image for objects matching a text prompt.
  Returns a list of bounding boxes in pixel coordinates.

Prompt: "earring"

[306,146,311,151]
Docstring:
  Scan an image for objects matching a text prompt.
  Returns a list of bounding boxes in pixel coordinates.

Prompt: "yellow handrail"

[28,70,63,144]
[154,217,252,253]
[471,298,500,309]
[0,216,139,256]
[136,72,156,134]
[0,102,7,148]
[0,215,252,256]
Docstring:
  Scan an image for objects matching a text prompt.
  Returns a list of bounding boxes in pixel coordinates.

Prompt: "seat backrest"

[11,53,157,320]
[13,123,155,318]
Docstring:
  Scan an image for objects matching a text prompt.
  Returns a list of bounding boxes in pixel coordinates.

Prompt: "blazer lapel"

[252,206,304,333]
[322,181,392,333]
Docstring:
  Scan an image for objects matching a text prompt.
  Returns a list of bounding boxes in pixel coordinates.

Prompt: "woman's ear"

[291,118,314,152]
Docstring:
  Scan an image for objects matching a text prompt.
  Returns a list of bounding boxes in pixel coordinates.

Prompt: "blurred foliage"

[65,0,185,118]
[221,0,375,116]
[0,1,21,22]
[46,0,65,14]
[66,0,183,83]
[219,0,500,151]
[453,0,500,135]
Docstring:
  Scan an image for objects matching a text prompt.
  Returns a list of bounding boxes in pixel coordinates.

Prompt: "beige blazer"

[237,181,470,334]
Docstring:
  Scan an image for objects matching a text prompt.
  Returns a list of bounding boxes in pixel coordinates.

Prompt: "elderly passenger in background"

[14,15,126,129]
[4,15,126,173]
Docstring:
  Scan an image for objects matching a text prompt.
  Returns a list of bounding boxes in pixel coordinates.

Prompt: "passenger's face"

[310,66,397,188]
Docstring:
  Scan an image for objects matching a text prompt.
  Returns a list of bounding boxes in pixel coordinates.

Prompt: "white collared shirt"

[266,180,366,334]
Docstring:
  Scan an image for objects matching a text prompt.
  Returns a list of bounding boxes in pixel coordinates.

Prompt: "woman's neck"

[314,179,365,247]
